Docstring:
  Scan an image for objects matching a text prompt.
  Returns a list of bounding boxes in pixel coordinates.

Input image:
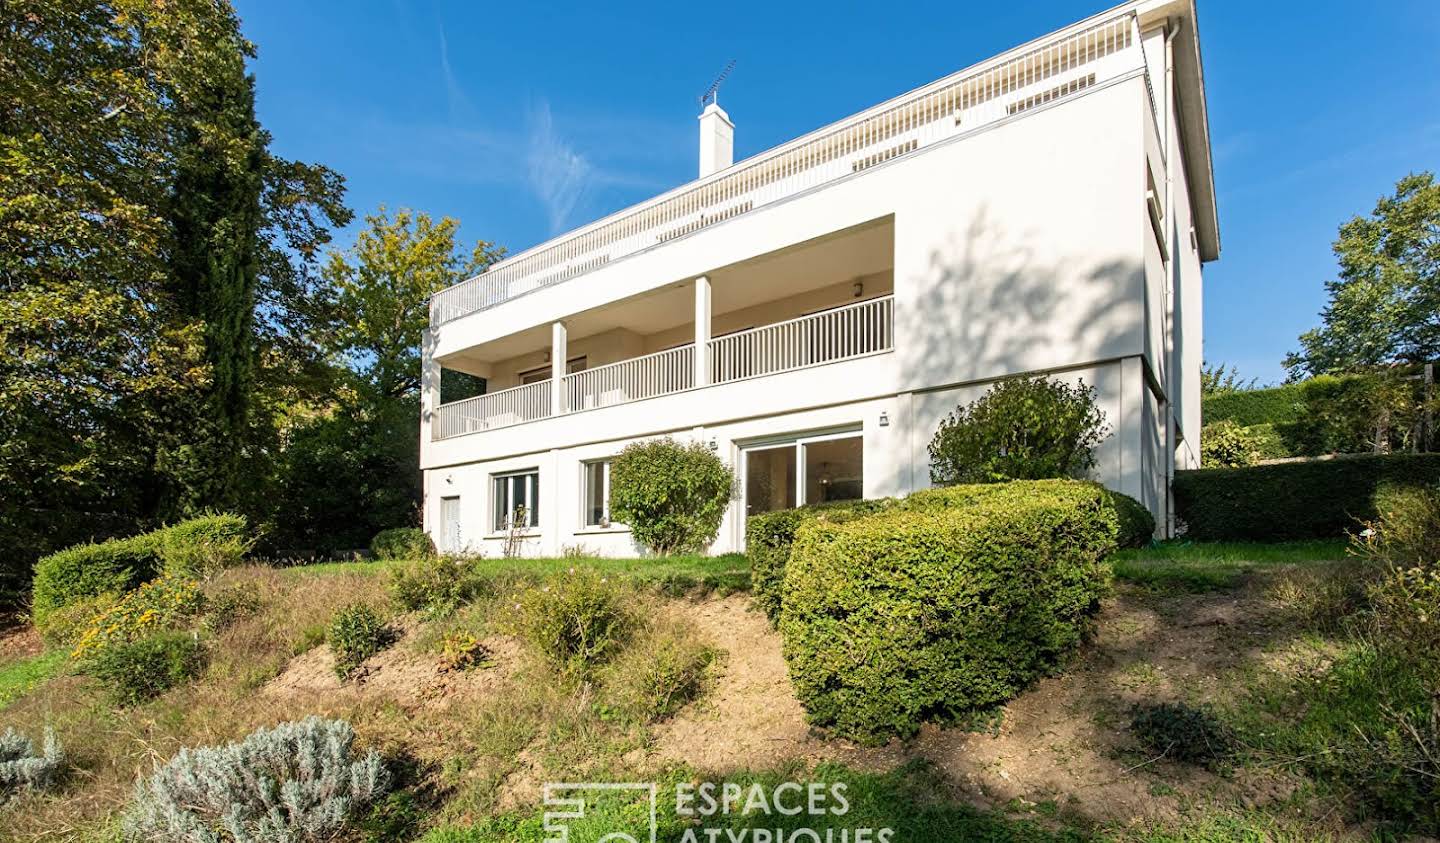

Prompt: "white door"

[440,496,461,552]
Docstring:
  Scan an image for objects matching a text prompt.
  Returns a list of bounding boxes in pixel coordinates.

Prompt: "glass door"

[743,431,863,518]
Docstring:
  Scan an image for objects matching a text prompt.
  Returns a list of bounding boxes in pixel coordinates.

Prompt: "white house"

[420,0,1217,557]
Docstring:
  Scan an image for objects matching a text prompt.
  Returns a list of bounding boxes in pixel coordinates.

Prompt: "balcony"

[432,294,893,440]
[429,11,1146,326]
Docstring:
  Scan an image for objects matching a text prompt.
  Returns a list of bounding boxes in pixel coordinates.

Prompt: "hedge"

[747,482,1149,625]
[779,480,1117,742]
[1202,384,1304,427]
[31,514,251,629]
[1173,453,1440,542]
[370,528,433,561]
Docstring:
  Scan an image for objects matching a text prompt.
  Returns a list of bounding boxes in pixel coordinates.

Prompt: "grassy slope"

[1111,539,1349,592]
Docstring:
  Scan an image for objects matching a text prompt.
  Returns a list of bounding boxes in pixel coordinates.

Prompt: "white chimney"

[698,102,734,178]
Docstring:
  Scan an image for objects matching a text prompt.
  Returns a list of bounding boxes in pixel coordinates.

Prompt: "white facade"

[420,0,1219,556]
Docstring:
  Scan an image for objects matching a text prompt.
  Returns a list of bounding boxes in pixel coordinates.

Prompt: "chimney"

[698,102,734,178]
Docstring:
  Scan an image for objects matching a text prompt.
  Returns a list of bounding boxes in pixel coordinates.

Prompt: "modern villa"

[420,0,1218,556]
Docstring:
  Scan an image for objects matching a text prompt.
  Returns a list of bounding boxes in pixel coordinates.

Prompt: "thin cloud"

[437,23,471,121]
[526,100,594,234]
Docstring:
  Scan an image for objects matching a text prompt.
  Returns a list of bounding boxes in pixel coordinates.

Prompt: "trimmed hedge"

[370,528,434,561]
[31,514,251,629]
[1202,384,1304,427]
[1173,454,1440,542]
[747,482,1149,624]
[780,480,1117,742]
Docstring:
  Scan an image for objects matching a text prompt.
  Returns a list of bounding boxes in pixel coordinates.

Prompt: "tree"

[1201,361,1258,396]
[1286,172,1440,379]
[609,438,734,556]
[929,376,1109,485]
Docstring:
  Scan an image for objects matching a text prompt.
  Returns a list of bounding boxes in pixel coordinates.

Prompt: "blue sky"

[234,0,1440,385]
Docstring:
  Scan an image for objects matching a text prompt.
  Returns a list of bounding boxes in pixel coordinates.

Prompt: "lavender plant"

[123,716,387,841]
[0,727,64,797]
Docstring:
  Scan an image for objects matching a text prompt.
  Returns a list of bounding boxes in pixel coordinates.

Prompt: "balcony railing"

[430,12,1144,326]
[432,295,894,440]
[566,345,695,412]
[431,379,552,440]
[710,296,893,384]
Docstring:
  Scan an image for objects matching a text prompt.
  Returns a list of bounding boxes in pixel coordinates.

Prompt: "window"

[492,471,539,531]
[519,357,587,385]
[582,460,612,527]
[744,431,863,517]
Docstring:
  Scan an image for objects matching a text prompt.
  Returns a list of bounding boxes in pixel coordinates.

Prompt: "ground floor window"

[492,470,539,531]
[582,460,611,527]
[744,431,863,517]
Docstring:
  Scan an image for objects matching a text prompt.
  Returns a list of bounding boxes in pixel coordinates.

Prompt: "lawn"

[1111,538,1350,591]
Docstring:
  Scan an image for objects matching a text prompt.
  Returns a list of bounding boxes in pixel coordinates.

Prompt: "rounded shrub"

[82,630,207,707]
[928,375,1109,485]
[1200,419,1259,468]
[0,727,65,798]
[609,437,734,556]
[504,569,631,672]
[371,527,434,561]
[780,481,1116,743]
[155,513,253,578]
[31,534,162,631]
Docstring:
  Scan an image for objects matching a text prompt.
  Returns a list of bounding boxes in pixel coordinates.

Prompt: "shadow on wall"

[886,204,1148,497]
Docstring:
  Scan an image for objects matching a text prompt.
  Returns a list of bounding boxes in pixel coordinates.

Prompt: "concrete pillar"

[551,321,567,415]
[694,276,712,387]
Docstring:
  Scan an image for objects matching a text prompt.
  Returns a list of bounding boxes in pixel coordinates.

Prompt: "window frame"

[491,469,540,533]
[580,459,616,529]
[741,427,864,517]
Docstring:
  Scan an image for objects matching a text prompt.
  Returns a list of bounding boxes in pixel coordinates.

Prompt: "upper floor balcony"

[428,10,1153,328]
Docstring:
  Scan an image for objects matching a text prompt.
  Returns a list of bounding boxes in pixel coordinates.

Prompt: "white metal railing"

[430,14,1143,325]
[432,380,551,440]
[710,296,893,384]
[565,345,695,412]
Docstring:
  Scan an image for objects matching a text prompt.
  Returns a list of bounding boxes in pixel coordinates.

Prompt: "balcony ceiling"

[444,217,894,366]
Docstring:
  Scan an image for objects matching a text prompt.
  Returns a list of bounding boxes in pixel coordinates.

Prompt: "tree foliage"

[1287,172,1440,378]
[1200,360,1258,396]
[929,376,1109,485]
[609,438,735,556]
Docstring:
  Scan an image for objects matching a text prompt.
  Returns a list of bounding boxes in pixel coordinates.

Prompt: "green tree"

[929,376,1109,485]
[1286,172,1440,378]
[609,438,735,555]
[1201,360,1257,396]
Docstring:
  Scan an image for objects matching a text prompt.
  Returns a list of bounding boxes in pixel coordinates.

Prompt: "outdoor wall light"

[878,411,890,427]
[708,437,719,451]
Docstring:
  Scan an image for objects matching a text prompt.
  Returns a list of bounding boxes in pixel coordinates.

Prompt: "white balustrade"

[430,15,1142,325]
[564,345,695,412]
[432,380,552,440]
[709,296,893,384]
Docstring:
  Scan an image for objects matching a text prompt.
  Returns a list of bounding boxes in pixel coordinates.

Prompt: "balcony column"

[694,275,711,388]
[551,320,567,415]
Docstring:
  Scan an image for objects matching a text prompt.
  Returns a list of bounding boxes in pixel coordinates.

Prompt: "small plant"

[371,527,434,560]
[123,716,388,841]
[928,375,1109,484]
[600,619,715,723]
[609,437,734,555]
[504,569,631,672]
[202,582,264,633]
[1199,419,1261,468]
[328,603,390,679]
[70,575,205,662]
[437,630,490,672]
[390,555,489,617]
[1129,702,1234,768]
[82,631,207,707]
[0,727,64,798]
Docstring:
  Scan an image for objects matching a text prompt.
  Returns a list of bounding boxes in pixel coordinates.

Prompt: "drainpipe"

[1163,19,1180,538]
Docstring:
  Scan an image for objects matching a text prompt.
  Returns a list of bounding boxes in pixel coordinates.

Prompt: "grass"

[0,649,66,710]
[286,552,751,595]
[1111,539,1350,592]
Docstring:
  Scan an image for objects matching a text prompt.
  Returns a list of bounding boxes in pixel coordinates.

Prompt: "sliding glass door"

[744,431,863,518]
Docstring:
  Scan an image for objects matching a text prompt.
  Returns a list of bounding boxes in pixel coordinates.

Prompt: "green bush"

[155,513,253,578]
[371,527,434,561]
[599,617,715,723]
[1200,419,1260,468]
[1202,383,1303,427]
[1245,422,1292,461]
[1276,371,1433,457]
[780,480,1116,742]
[389,555,489,617]
[31,534,163,631]
[328,604,390,680]
[928,375,1108,485]
[1353,483,1440,568]
[609,437,735,555]
[203,582,264,633]
[1129,702,1234,768]
[503,570,631,672]
[1172,454,1440,541]
[70,575,205,662]
[82,630,206,706]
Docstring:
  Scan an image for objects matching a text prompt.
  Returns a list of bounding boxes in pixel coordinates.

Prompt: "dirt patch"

[264,619,521,713]
[0,625,44,664]
[647,589,1300,828]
